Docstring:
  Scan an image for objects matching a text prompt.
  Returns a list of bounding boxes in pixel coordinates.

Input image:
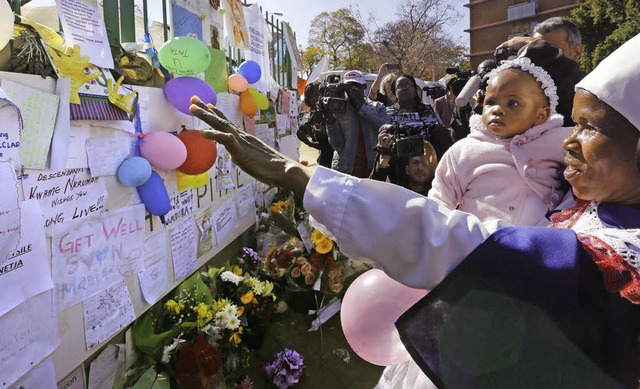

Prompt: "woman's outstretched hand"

[189,96,312,198]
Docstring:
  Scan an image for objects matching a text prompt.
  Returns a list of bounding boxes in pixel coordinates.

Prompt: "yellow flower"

[194,302,213,326]
[241,290,254,304]
[233,266,243,276]
[251,297,258,305]
[164,299,183,315]
[229,326,243,346]
[310,229,328,244]
[314,237,334,254]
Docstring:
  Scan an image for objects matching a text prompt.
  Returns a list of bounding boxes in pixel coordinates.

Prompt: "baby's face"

[482,68,550,138]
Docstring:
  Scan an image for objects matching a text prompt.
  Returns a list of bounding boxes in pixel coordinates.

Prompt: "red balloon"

[341,269,428,366]
[176,128,217,175]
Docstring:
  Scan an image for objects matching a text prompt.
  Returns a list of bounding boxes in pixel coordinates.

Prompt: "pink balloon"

[228,74,249,92]
[139,131,187,170]
[341,269,428,366]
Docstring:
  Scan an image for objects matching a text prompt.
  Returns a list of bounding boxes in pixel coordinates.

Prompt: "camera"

[379,123,431,159]
[446,67,473,96]
[494,46,518,65]
[423,81,446,100]
[317,75,352,115]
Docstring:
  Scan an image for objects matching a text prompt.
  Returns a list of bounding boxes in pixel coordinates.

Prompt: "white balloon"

[0,1,13,52]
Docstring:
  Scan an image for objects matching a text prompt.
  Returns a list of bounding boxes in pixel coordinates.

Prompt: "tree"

[571,0,640,72]
[354,0,467,80]
[308,8,365,69]
[301,45,324,77]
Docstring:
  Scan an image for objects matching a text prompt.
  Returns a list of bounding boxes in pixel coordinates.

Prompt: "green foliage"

[308,8,367,69]
[571,0,640,72]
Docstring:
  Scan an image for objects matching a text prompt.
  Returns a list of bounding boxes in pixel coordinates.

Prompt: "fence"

[10,0,295,89]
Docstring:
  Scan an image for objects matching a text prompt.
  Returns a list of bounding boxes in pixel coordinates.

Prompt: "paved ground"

[298,143,319,167]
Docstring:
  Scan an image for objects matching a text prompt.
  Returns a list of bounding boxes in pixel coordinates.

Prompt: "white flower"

[161,337,184,364]
[220,271,243,285]
[246,277,264,295]
[226,315,240,330]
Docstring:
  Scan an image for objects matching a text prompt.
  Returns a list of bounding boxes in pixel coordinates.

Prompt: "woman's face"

[394,77,416,107]
[562,89,640,204]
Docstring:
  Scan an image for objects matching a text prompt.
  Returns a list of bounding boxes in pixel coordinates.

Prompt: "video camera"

[317,74,352,115]
[423,81,446,100]
[378,122,444,160]
[446,67,473,97]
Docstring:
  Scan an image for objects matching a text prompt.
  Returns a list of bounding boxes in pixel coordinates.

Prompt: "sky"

[246,0,470,49]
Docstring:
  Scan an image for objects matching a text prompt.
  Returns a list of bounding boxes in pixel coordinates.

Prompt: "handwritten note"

[0,291,60,388]
[50,77,72,170]
[56,0,114,69]
[235,182,255,217]
[85,137,135,177]
[169,216,197,281]
[212,197,237,244]
[51,204,145,310]
[87,344,125,389]
[0,161,20,265]
[255,123,275,148]
[9,357,56,389]
[0,200,53,317]
[22,168,108,233]
[138,231,170,305]
[215,93,242,127]
[1,79,59,169]
[164,188,195,225]
[83,282,135,349]
[65,121,90,168]
[0,89,23,168]
[276,113,289,136]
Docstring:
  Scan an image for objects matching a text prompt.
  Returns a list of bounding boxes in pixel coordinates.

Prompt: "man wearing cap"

[324,70,388,178]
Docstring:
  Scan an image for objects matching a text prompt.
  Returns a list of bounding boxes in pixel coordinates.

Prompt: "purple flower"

[264,349,305,388]
[242,247,263,264]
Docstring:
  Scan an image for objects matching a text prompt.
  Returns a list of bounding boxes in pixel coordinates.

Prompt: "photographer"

[434,68,474,140]
[296,81,334,168]
[323,70,389,178]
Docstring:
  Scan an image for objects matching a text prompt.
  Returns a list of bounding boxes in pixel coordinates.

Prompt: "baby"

[429,55,572,226]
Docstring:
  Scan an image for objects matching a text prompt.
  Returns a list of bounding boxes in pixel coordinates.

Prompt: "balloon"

[158,36,211,76]
[164,77,217,115]
[177,128,218,175]
[0,1,12,52]
[139,131,187,170]
[341,269,428,366]
[136,171,171,216]
[228,74,249,92]
[238,60,261,84]
[117,156,152,187]
[248,88,269,110]
[239,90,258,117]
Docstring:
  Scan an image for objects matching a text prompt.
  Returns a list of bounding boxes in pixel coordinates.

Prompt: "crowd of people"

[193,16,640,389]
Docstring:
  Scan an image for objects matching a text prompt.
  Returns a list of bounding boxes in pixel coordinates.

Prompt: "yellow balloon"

[239,90,258,117]
[248,88,269,110]
[228,74,249,92]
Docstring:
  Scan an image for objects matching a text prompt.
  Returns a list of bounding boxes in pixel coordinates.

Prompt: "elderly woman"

[191,33,640,388]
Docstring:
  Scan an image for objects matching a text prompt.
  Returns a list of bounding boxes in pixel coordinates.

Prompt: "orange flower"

[241,290,254,304]
[291,267,302,278]
[236,306,245,315]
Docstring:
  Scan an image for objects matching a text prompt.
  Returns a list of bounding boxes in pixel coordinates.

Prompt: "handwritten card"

[0,89,23,168]
[0,200,53,317]
[169,216,197,281]
[22,168,108,234]
[9,357,56,389]
[212,197,237,244]
[51,204,145,310]
[235,182,255,217]
[85,137,135,177]
[57,365,86,389]
[0,161,20,265]
[215,93,242,127]
[165,188,195,225]
[83,281,136,349]
[1,79,59,169]
[275,113,289,136]
[138,231,170,305]
[87,345,125,389]
[255,123,275,148]
[0,291,60,388]
[66,121,91,168]
[57,0,114,69]
[172,4,203,40]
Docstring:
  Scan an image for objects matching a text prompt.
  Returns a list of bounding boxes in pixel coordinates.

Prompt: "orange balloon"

[239,90,258,117]
[176,128,217,175]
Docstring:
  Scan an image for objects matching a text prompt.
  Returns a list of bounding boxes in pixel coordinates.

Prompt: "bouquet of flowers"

[201,248,279,383]
[132,272,245,389]
[263,349,305,389]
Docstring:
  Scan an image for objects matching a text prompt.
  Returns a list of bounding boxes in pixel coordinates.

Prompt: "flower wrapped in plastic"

[263,349,305,389]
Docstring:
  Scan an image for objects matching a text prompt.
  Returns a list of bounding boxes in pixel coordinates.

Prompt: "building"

[465,0,583,68]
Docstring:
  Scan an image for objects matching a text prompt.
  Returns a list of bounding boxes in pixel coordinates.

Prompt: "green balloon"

[248,88,269,110]
[158,36,211,76]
